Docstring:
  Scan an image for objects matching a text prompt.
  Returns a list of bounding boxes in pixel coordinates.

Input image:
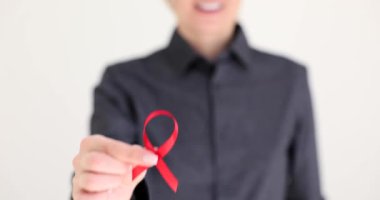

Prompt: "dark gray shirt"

[90,24,324,200]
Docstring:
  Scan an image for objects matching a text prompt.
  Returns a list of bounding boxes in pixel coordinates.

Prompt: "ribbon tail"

[156,159,178,192]
[132,166,148,180]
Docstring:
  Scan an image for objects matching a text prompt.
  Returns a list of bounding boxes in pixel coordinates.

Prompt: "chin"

[192,20,233,34]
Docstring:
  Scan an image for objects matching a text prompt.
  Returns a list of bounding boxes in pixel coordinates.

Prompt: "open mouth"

[195,1,223,14]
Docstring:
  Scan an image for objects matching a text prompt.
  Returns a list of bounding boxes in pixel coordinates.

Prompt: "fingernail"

[143,153,158,165]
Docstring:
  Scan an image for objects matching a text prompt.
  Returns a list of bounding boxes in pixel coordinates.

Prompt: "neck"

[178,25,236,61]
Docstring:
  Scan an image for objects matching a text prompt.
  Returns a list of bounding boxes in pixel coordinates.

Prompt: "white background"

[1,0,379,199]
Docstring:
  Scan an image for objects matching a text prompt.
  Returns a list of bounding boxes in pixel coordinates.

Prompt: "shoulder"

[248,47,308,81]
[100,48,166,80]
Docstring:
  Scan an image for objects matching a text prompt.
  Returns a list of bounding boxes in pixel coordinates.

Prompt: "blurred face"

[167,0,241,34]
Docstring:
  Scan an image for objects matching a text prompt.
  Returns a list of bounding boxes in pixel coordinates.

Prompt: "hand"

[72,134,158,200]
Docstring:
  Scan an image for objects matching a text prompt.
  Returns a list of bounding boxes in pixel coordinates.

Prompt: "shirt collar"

[164,23,252,74]
[230,24,253,68]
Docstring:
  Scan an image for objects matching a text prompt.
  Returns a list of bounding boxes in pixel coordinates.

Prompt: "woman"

[72,0,325,199]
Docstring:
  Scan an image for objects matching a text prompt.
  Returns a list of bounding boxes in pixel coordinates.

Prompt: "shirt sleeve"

[90,65,138,143]
[286,66,325,200]
[90,66,150,200]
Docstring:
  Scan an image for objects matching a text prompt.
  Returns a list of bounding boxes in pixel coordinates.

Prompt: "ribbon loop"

[132,110,179,192]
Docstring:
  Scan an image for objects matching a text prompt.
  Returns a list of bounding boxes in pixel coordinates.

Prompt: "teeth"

[197,2,222,12]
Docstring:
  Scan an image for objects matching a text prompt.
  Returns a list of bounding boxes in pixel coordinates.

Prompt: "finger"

[72,175,80,200]
[74,190,108,200]
[73,151,128,175]
[75,186,134,200]
[76,171,123,192]
[80,135,158,166]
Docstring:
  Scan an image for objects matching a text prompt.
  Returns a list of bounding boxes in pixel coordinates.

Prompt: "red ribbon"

[132,110,179,192]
